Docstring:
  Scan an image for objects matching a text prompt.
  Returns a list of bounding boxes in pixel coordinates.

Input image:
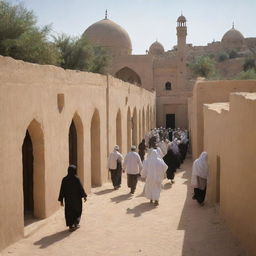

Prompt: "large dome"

[149,41,165,55]
[83,18,132,56]
[221,27,244,48]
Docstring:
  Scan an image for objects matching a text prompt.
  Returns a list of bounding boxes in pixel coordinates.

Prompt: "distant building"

[83,14,256,129]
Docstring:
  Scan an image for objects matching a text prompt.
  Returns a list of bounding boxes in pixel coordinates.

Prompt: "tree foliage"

[243,57,256,71]
[236,69,256,80]
[53,34,110,74]
[0,1,60,65]
[189,56,217,78]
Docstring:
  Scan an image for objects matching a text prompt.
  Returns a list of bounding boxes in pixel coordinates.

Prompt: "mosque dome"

[83,18,132,56]
[221,26,245,48]
[177,15,186,23]
[149,41,165,55]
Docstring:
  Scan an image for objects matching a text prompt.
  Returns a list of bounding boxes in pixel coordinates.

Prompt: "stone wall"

[0,56,155,251]
[204,93,256,256]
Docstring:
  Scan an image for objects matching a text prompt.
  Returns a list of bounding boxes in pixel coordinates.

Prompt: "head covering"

[192,152,209,179]
[68,165,77,176]
[114,145,119,151]
[131,145,136,151]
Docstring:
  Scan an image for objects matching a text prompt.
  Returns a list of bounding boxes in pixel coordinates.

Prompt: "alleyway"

[1,158,245,256]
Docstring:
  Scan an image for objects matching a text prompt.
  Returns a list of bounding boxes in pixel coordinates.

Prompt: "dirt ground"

[1,158,246,256]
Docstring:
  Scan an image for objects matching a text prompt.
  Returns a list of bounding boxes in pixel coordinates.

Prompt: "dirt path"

[1,158,245,256]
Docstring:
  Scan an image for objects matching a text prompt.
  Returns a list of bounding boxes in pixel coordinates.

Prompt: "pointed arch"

[115,67,142,86]
[69,113,84,182]
[127,107,132,152]
[90,109,101,187]
[116,109,122,152]
[22,119,45,221]
[132,107,138,146]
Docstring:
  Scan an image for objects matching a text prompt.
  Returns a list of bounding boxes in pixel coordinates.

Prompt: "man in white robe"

[123,145,143,194]
[108,145,123,189]
[141,149,168,206]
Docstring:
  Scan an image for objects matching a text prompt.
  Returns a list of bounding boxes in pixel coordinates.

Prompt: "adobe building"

[0,56,155,250]
[203,92,256,256]
[83,13,256,129]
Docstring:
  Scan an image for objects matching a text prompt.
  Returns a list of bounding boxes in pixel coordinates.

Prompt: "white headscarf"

[141,150,167,183]
[192,152,209,179]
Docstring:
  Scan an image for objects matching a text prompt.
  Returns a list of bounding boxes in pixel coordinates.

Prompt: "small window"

[165,82,172,90]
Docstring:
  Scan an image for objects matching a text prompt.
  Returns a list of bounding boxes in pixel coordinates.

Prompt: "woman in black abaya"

[58,165,87,231]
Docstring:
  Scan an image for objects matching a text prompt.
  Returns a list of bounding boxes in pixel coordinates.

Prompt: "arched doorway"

[69,113,84,182]
[132,108,137,146]
[22,119,45,223]
[91,109,101,187]
[69,120,77,166]
[116,109,122,151]
[22,131,33,220]
[127,107,131,152]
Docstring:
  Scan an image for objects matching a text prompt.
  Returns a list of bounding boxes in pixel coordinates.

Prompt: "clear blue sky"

[9,0,256,54]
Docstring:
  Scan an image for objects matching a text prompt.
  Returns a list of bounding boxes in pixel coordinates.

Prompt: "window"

[165,82,172,90]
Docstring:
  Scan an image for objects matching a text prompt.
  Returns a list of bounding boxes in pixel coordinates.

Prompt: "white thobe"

[123,151,142,174]
[108,150,123,170]
[141,150,168,201]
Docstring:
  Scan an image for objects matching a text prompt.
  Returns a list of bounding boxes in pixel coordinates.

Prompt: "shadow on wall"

[177,158,245,256]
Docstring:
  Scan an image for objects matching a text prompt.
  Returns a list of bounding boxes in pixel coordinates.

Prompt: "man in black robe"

[58,165,87,232]
[138,139,147,161]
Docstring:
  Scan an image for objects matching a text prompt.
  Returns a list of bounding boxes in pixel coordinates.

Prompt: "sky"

[8,0,256,54]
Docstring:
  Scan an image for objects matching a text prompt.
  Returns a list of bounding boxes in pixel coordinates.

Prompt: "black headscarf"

[68,165,77,176]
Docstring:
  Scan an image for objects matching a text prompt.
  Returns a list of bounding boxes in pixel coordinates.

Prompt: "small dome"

[221,27,244,48]
[83,18,132,56]
[177,15,186,23]
[149,41,165,55]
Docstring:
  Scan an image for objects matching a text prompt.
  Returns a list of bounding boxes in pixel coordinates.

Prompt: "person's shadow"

[34,230,71,248]
[126,202,156,217]
[111,193,132,203]
[94,189,114,195]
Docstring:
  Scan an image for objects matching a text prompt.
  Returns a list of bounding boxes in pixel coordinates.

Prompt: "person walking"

[123,145,143,194]
[138,139,147,161]
[108,145,123,190]
[58,165,87,232]
[141,149,168,206]
[191,151,209,206]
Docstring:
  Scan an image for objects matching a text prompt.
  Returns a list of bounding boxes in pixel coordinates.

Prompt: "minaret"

[176,14,187,89]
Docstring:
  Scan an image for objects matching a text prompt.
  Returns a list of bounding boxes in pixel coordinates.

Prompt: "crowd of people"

[58,127,209,231]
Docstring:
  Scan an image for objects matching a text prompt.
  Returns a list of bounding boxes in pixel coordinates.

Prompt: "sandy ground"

[1,158,246,256]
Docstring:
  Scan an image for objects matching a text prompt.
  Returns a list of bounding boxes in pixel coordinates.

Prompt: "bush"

[218,52,229,62]
[236,69,256,80]
[243,57,256,71]
[189,56,217,78]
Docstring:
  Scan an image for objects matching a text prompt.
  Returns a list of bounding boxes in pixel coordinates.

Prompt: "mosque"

[82,12,256,129]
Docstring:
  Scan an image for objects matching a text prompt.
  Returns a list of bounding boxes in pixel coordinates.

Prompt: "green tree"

[53,34,109,74]
[0,1,60,65]
[228,49,238,59]
[189,56,216,78]
[236,69,256,80]
[243,57,256,71]
[218,51,229,62]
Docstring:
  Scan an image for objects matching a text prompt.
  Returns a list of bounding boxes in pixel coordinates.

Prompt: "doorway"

[69,120,77,166]
[166,114,175,129]
[22,131,34,220]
